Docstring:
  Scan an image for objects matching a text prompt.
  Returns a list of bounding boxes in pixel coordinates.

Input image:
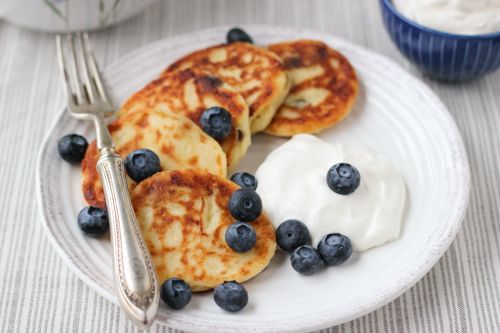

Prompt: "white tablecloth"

[0,0,499,332]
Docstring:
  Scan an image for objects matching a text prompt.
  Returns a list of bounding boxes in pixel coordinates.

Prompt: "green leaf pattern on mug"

[43,0,67,21]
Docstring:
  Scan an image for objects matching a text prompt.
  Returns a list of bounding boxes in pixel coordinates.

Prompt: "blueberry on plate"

[228,188,262,222]
[326,163,361,195]
[77,206,109,237]
[276,219,310,252]
[226,27,253,44]
[317,233,353,266]
[290,245,323,275]
[161,278,192,310]
[124,148,161,182]
[225,222,257,253]
[199,106,233,141]
[230,172,258,190]
[213,281,248,312]
[57,134,88,163]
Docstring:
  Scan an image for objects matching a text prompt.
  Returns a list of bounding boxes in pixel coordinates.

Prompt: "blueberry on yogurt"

[326,163,360,195]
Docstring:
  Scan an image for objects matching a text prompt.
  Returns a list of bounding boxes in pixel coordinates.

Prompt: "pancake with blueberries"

[164,42,291,133]
[81,108,227,209]
[265,40,358,136]
[119,68,251,172]
[131,169,276,292]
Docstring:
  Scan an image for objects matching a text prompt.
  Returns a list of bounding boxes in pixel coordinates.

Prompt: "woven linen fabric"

[0,0,499,332]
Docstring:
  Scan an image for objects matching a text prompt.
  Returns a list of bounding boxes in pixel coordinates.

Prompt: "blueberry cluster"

[273,162,359,274]
[58,133,163,238]
[160,278,248,313]
[225,172,261,253]
[160,172,261,313]
[75,147,160,237]
[276,163,361,275]
[58,28,258,314]
[276,220,353,275]
[194,27,255,141]
[208,171,262,312]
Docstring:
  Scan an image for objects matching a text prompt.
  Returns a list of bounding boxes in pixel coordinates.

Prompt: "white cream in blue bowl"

[380,0,500,81]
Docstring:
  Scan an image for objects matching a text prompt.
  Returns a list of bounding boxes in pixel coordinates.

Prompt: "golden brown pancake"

[81,108,227,209]
[265,40,358,137]
[131,169,276,292]
[164,42,291,133]
[119,68,251,172]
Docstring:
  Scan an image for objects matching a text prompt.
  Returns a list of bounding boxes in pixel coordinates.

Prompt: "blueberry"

[226,27,253,44]
[77,206,109,237]
[213,281,248,312]
[276,219,310,252]
[290,245,323,275]
[199,106,232,140]
[230,172,258,190]
[160,278,192,310]
[124,149,161,182]
[317,233,353,266]
[57,134,88,163]
[326,163,360,195]
[225,222,257,253]
[228,188,262,222]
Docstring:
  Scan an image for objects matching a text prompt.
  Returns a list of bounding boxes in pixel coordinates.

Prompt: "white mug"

[0,0,157,32]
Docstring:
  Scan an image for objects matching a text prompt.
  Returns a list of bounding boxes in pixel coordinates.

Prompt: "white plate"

[36,25,470,333]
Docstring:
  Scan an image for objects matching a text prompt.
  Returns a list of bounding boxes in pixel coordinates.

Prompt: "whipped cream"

[256,134,406,252]
[393,0,500,35]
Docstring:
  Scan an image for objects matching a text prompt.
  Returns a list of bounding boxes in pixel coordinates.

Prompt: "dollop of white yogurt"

[393,0,500,35]
[256,134,406,252]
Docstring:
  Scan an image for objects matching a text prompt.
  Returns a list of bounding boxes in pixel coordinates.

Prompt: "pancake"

[131,169,276,292]
[119,68,251,172]
[265,40,358,136]
[81,108,227,209]
[164,42,291,133]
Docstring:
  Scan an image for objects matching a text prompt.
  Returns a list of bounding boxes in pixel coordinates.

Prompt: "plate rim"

[36,24,471,333]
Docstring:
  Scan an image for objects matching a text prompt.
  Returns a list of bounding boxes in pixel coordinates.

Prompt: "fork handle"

[97,150,159,329]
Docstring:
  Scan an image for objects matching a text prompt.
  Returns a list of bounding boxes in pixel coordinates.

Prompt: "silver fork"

[56,33,159,329]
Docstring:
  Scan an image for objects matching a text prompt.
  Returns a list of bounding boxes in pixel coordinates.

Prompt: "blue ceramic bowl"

[380,0,500,81]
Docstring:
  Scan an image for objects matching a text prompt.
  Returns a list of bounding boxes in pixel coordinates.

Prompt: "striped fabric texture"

[0,0,499,332]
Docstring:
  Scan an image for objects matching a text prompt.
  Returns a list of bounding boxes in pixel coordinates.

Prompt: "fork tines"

[56,33,109,107]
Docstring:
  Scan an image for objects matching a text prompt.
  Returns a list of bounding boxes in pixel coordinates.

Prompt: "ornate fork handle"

[97,147,159,328]
[56,33,159,328]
